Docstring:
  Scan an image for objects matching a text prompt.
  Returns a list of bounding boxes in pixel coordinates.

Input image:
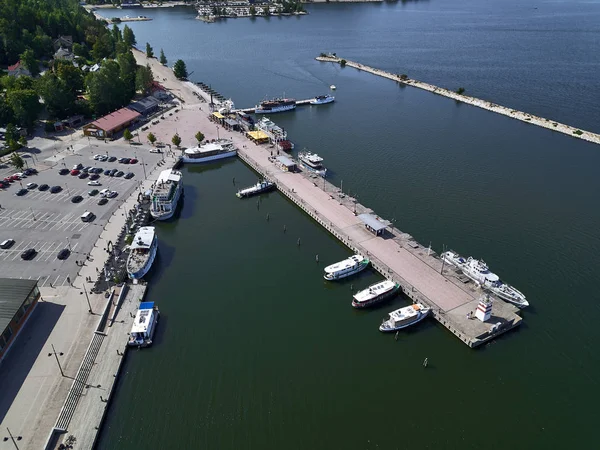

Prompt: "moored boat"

[182,139,237,163]
[298,150,327,177]
[128,301,159,348]
[126,226,157,280]
[150,169,183,221]
[256,117,287,140]
[352,280,400,308]
[236,180,275,198]
[310,94,335,105]
[255,97,296,114]
[379,303,430,332]
[324,254,369,281]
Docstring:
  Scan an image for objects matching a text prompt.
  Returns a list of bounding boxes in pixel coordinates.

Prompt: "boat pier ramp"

[236,148,522,348]
[316,55,600,146]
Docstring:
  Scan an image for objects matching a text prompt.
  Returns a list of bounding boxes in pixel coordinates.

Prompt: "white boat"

[379,303,430,332]
[127,226,157,280]
[352,280,400,308]
[254,97,296,114]
[298,150,327,177]
[310,94,335,105]
[256,117,287,140]
[441,250,528,308]
[182,139,237,163]
[324,254,369,281]
[330,85,336,90]
[150,169,183,221]
[127,301,159,348]
[236,180,275,198]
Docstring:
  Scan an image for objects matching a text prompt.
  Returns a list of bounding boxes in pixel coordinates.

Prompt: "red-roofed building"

[7,61,31,77]
[82,108,141,139]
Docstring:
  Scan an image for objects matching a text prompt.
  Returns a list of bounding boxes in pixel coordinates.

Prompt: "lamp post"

[48,344,65,377]
[3,427,22,450]
[140,156,147,179]
[80,284,93,314]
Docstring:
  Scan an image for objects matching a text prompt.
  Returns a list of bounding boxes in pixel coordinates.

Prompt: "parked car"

[98,155,108,162]
[97,197,108,205]
[103,169,112,176]
[93,154,104,160]
[3,177,12,183]
[72,163,83,170]
[83,166,92,173]
[10,175,20,181]
[118,157,127,163]
[108,156,117,162]
[15,188,28,196]
[107,190,118,198]
[115,171,124,177]
[26,182,38,190]
[124,172,135,179]
[57,248,70,260]
[89,174,100,180]
[0,239,15,249]
[78,172,89,179]
[88,189,99,196]
[24,168,37,175]
[129,158,138,164]
[0,181,9,188]
[71,195,83,203]
[149,148,161,154]
[38,184,49,191]
[14,172,26,178]
[21,248,36,260]
[109,168,118,177]
[59,168,69,175]
[81,211,95,222]
[50,185,62,193]
[88,180,101,186]
[70,169,80,176]
[99,188,111,197]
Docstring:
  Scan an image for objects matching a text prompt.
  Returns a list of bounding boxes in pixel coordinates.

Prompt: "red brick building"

[82,107,141,140]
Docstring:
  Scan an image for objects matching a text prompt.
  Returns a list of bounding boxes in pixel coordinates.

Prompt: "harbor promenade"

[316,56,600,146]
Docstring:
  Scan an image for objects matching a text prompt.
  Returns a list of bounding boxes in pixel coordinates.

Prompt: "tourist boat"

[150,169,183,221]
[441,250,529,308]
[126,226,158,280]
[256,117,287,140]
[182,139,237,163]
[128,301,159,348]
[330,85,336,90]
[352,280,400,308]
[310,94,335,105]
[298,150,327,177]
[254,97,296,114]
[324,254,369,281]
[379,303,430,332]
[236,180,275,198]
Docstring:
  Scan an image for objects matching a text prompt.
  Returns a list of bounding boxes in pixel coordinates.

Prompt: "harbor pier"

[236,148,522,348]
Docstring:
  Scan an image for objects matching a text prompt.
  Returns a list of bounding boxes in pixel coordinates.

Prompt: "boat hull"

[298,161,327,177]
[236,184,275,198]
[255,104,296,114]
[181,150,237,164]
[127,244,157,280]
[310,97,335,105]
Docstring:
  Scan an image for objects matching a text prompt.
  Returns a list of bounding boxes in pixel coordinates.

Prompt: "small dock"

[234,98,315,114]
[236,147,523,348]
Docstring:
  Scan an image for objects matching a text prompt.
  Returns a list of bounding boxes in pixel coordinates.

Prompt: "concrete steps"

[55,331,106,431]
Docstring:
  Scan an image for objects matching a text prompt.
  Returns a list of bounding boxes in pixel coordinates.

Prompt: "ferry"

[324,254,369,281]
[254,97,296,114]
[441,250,528,308]
[310,94,335,105]
[352,280,400,308]
[256,117,287,140]
[182,139,237,163]
[298,150,327,177]
[150,169,183,221]
[379,303,430,332]
[236,180,275,198]
[127,301,159,348]
[126,226,157,280]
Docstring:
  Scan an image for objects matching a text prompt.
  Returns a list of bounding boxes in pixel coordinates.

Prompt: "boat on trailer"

[128,301,160,347]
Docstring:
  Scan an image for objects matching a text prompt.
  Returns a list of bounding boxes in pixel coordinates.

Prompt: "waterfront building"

[83,108,141,139]
[129,96,161,116]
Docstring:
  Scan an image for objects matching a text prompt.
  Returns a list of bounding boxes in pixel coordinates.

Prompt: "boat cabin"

[128,302,158,347]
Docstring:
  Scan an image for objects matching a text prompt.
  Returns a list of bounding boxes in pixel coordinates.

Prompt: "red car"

[129,158,138,164]
[3,177,11,183]
[10,175,20,181]
[70,169,80,176]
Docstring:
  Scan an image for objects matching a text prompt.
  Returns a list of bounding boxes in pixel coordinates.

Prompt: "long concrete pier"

[316,55,600,145]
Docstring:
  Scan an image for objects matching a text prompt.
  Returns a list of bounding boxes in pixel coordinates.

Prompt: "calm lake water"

[97,2,600,449]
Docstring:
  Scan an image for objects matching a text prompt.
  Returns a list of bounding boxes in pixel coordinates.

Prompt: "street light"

[3,427,22,449]
[48,344,65,377]
[80,284,93,314]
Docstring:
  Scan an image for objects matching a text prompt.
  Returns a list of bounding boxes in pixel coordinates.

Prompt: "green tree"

[20,49,39,77]
[145,42,154,58]
[171,133,181,148]
[111,24,122,43]
[123,128,133,142]
[86,60,125,115]
[135,64,154,95]
[195,131,205,144]
[159,48,167,65]
[7,89,41,128]
[0,97,15,127]
[57,64,84,93]
[72,43,89,59]
[92,34,114,61]
[117,50,137,102]
[35,72,76,118]
[340,59,347,67]
[147,132,156,145]
[18,136,27,148]
[123,25,136,48]
[173,59,188,80]
[249,5,256,16]
[456,87,465,95]
[9,152,25,171]
[5,124,17,144]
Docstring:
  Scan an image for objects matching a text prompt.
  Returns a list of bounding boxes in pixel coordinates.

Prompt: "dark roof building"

[83,108,141,139]
[128,96,160,116]
[358,213,390,236]
[0,278,40,362]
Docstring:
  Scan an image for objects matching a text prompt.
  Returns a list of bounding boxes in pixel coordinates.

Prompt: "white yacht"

[127,227,157,280]
[298,150,327,177]
[379,303,430,332]
[324,254,369,281]
[352,280,400,308]
[236,180,275,198]
[310,94,335,105]
[182,139,237,163]
[150,169,183,221]
[128,301,160,348]
[441,250,528,307]
[256,117,287,140]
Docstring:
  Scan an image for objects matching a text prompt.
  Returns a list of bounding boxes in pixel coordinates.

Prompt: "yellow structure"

[246,130,269,144]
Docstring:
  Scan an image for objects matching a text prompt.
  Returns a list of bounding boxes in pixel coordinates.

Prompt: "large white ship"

[150,169,183,221]
[298,150,327,177]
[310,94,335,105]
[127,226,158,280]
[182,139,237,163]
[324,254,369,281]
[441,250,529,307]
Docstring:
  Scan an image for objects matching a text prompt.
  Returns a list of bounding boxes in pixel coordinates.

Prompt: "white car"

[87,180,101,186]
[98,155,108,161]
[99,188,111,197]
[14,172,26,178]
[107,190,118,198]
[93,154,103,160]
[149,148,161,154]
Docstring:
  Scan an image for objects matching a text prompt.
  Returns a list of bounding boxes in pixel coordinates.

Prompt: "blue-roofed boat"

[128,301,160,348]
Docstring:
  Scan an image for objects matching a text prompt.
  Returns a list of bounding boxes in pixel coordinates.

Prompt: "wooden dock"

[234,98,315,114]
[236,148,523,348]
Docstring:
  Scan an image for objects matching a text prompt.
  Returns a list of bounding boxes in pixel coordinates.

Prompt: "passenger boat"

[182,139,237,163]
[310,94,335,105]
[330,85,336,90]
[352,280,400,308]
[236,180,275,198]
[441,250,528,308]
[254,97,296,114]
[298,150,327,177]
[127,301,159,348]
[256,117,287,140]
[324,254,369,281]
[379,303,430,332]
[150,169,183,221]
[126,226,157,280]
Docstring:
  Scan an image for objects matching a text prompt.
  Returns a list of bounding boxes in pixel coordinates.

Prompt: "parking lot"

[0,143,162,287]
